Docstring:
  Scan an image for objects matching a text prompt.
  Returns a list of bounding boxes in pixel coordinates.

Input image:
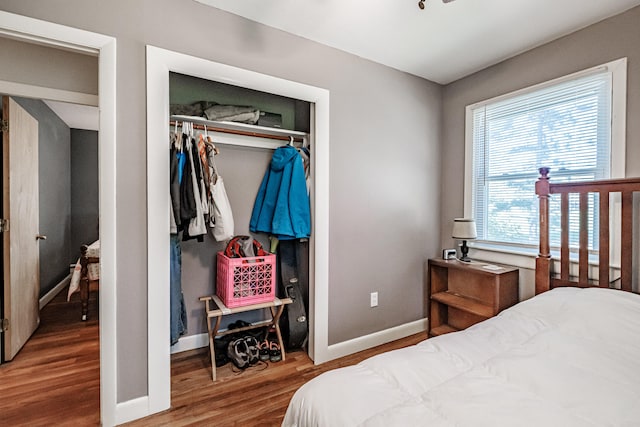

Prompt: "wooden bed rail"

[536,167,640,294]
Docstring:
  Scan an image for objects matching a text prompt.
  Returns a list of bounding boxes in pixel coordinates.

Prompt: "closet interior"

[168,72,313,372]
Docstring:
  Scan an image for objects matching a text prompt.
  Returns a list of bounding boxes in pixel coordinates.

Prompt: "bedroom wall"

[11,97,72,297]
[70,129,99,254]
[0,0,443,402]
[440,5,640,298]
[0,37,97,96]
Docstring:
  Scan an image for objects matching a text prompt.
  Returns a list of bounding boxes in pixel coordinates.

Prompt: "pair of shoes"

[227,335,260,369]
[269,341,282,363]
[258,340,271,362]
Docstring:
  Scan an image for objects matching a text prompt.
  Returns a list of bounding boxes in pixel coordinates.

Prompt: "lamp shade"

[452,218,477,240]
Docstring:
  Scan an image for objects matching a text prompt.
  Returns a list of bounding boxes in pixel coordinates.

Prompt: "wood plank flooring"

[0,289,100,426]
[125,332,425,427]
[0,289,426,426]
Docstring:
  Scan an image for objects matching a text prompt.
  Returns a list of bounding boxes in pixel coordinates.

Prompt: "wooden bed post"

[536,167,551,294]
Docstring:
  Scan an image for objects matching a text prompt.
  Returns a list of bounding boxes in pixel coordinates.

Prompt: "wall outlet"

[370,291,378,307]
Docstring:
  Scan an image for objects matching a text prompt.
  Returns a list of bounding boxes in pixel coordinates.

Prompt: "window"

[464,59,626,250]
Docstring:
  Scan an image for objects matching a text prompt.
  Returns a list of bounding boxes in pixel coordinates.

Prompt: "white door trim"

[146,45,331,414]
[0,11,118,427]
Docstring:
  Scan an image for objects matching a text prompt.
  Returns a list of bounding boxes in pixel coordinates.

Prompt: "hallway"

[0,289,100,426]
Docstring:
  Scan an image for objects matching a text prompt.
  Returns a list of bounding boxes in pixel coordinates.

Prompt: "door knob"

[36,234,47,240]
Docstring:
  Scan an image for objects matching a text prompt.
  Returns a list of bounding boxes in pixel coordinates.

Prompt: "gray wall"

[441,6,640,254]
[0,37,97,96]
[11,97,72,297]
[0,1,442,402]
[70,129,99,253]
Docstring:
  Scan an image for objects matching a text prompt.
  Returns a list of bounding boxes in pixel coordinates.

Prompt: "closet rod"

[169,120,306,144]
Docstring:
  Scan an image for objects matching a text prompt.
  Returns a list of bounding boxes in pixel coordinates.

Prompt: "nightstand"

[427,258,519,337]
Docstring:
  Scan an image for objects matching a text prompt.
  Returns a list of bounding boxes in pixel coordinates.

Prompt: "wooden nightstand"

[427,258,519,337]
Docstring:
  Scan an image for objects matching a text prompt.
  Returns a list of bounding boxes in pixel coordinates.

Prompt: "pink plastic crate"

[216,251,276,308]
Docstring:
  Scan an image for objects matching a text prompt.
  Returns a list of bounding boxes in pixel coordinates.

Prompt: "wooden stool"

[199,295,292,381]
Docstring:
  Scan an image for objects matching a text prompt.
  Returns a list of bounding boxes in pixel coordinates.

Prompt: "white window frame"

[462,58,627,267]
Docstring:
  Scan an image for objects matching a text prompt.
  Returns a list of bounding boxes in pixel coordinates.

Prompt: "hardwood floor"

[0,290,426,426]
[0,288,100,427]
[125,332,425,427]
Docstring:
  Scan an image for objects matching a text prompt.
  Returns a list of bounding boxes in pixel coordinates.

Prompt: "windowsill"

[466,241,537,270]
[467,241,620,271]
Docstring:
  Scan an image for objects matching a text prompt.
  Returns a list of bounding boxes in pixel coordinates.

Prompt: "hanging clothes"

[250,145,311,240]
[184,134,207,241]
[170,234,187,345]
[297,146,311,195]
[204,138,219,228]
[170,134,182,234]
[205,136,235,241]
[179,133,197,227]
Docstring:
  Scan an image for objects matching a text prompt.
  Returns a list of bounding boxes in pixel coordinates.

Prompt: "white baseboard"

[39,274,71,309]
[168,320,428,360]
[324,317,428,362]
[170,332,208,354]
[115,396,149,426]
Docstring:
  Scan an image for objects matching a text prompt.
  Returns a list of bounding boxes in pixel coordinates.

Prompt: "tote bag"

[211,176,235,241]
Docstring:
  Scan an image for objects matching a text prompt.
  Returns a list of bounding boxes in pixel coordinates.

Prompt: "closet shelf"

[170,115,308,150]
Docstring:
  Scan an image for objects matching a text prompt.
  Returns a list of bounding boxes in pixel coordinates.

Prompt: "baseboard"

[169,320,428,360]
[170,332,208,354]
[324,317,428,362]
[115,396,149,426]
[39,274,71,309]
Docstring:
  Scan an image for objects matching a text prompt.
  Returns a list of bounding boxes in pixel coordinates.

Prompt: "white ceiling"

[195,0,640,84]
[44,100,98,131]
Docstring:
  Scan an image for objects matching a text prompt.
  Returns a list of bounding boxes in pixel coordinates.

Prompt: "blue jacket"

[250,145,311,239]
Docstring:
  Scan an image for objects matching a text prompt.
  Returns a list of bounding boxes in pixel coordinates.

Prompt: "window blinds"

[471,71,612,247]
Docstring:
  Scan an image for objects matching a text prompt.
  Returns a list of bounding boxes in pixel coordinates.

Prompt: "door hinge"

[1,318,8,332]
[0,219,8,232]
[0,119,7,133]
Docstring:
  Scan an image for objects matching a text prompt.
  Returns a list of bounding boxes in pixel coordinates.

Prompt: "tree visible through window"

[470,71,612,249]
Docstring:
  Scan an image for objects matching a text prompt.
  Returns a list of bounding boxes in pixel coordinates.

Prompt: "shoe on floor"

[269,341,282,363]
[227,338,250,369]
[244,335,260,365]
[258,340,270,362]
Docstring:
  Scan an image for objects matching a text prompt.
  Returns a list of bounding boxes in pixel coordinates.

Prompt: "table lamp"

[452,218,477,262]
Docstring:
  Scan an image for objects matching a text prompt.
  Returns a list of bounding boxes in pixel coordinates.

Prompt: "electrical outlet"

[370,291,378,307]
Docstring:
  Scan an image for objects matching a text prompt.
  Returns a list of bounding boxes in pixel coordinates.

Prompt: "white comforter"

[283,288,640,426]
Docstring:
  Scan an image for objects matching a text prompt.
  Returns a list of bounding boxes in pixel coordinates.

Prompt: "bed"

[67,240,100,321]
[282,169,640,426]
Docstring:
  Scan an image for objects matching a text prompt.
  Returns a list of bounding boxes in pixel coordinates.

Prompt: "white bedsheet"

[283,288,640,426]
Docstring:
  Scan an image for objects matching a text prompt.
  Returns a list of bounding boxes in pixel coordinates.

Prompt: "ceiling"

[195,0,640,84]
[44,100,98,131]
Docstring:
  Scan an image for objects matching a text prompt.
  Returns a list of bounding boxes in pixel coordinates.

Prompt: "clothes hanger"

[203,124,220,155]
[288,136,294,146]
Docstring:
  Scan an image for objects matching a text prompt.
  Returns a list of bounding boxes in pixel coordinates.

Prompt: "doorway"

[1,95,99,363]
[0,10,117,426]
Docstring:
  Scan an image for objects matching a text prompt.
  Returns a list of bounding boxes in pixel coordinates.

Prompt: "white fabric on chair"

[67,240,100,301]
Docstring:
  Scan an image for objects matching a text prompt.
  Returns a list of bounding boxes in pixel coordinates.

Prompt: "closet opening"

[146,45,330,413]
[168,72,312,363]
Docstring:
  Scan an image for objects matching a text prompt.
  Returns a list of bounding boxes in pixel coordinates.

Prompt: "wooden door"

[2,96,40,361]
